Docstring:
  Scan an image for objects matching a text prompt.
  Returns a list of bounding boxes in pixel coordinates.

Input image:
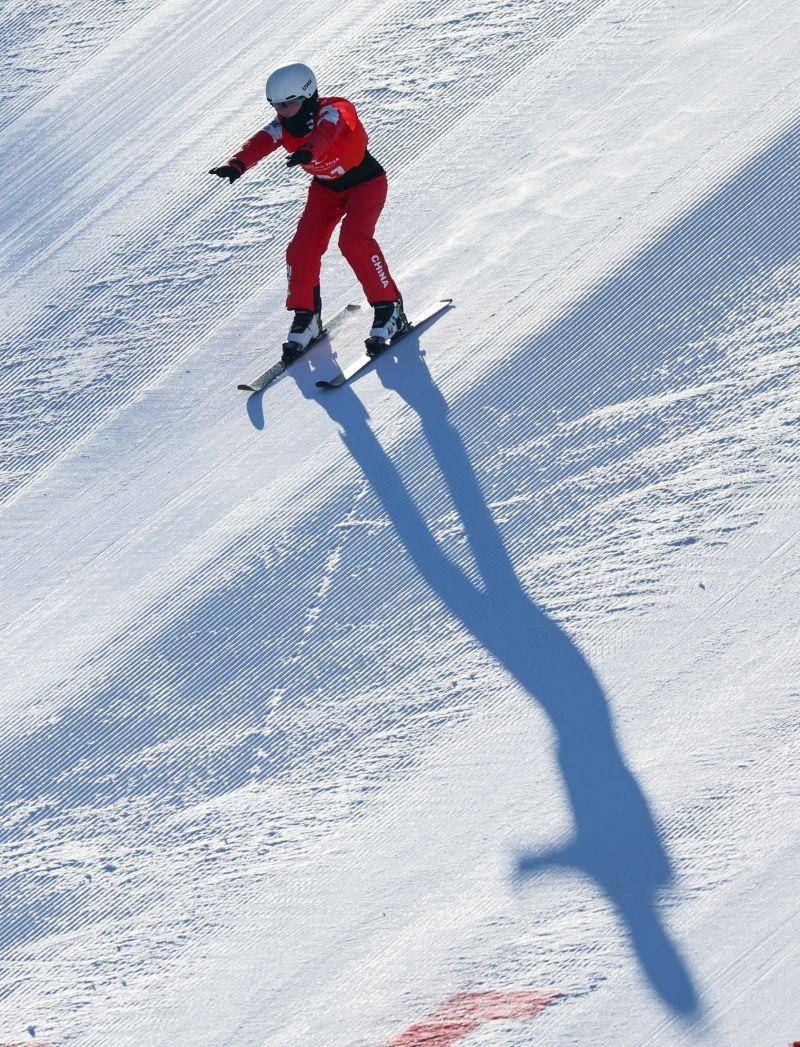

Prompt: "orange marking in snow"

[388,989,558,1046]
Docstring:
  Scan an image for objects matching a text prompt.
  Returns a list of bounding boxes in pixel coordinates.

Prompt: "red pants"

[285,173,400,312]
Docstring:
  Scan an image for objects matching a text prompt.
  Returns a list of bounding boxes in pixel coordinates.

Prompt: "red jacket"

[229,97,369,182]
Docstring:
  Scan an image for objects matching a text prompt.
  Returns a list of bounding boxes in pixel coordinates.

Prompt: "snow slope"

[1,0,799,1044]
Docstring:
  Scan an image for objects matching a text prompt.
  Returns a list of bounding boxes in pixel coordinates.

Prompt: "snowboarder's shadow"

[298,338,700,1019]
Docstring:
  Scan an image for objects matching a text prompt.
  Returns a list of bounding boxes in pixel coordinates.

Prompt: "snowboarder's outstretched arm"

[209,121,283,182]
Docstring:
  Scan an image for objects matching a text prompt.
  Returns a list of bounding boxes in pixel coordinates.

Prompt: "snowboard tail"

[237,302,361,393]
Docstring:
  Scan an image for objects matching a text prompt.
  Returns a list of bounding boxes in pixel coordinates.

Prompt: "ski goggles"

[270,96,304,110]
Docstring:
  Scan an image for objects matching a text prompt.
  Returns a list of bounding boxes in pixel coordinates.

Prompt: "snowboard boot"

[282,309,322,363]
[365,298,409,356]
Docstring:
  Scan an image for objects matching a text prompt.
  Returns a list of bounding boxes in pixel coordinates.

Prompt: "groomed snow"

[1,0,799,1044]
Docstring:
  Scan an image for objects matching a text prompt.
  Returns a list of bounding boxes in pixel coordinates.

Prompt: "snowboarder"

[210,62,406,362]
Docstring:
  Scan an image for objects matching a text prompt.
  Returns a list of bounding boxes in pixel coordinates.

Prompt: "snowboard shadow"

[297,339,700,1019]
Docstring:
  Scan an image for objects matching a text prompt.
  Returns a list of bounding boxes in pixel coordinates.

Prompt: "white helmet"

[266,63,317,106]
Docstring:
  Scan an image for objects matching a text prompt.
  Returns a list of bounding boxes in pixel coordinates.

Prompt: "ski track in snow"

[1,0,800,1044]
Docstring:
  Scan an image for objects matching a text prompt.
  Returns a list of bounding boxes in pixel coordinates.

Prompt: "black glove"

[286,149,313,169]
[209,163,243,184]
